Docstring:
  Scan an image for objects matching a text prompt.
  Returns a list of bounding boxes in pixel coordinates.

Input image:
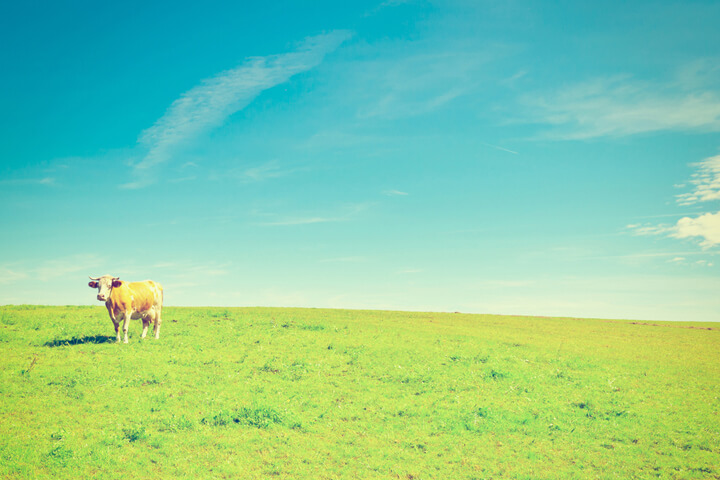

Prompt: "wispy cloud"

[0,267,29,285]
[521,62,720,139]
[627,223,674,237]
[152,260,230,277]
[4,254,105,282]
[396,268,423,274]
[242,161,289,182]
[343,48,495,120]
[383,189,409,196]
[630,153,720,248]
[479,142,518,155]
[262,216,343,226]
[668,256,715,267]
[676,154,720,205]
[0,177,55,186]
[258,203,372,227]
[320,256,367,263]
[216,159,306,183]
[364,0,414,18]
[629,214,720,249]
[476,279,535,288]
[122,30,352,188]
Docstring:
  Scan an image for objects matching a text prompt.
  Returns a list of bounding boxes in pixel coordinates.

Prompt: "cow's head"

[88,275,122,302]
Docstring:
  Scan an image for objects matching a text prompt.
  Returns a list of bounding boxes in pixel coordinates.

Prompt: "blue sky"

[1,0,719,321]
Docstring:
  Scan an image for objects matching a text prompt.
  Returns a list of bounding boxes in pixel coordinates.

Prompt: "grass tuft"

[122,425,149,443]
[202,406,285,429]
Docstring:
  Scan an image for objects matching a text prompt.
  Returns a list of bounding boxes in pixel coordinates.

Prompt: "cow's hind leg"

[141,317,150,339]
[153,307,162,340]
[141,310,154,339]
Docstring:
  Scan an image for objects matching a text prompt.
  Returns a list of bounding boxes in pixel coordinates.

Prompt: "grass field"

[0,305,718,479]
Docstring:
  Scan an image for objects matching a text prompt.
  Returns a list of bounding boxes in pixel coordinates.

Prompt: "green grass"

[0,305,718,479]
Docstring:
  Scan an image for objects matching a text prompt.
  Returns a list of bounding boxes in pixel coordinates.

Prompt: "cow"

[88,275,164,344]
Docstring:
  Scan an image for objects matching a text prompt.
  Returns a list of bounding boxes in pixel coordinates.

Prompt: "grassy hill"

[0,305,718,479]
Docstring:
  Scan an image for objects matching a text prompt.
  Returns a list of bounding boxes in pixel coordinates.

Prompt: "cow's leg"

[107,308,121,343]
[108,314,120,343]
[141,313,151,339]
[122,310,133,344]
[153,307,162,340]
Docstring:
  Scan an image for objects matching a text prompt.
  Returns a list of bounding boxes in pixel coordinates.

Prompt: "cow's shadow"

[44,335,116,347]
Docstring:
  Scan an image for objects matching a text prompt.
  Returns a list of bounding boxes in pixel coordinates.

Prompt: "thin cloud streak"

[521,67,720,139]
[261,217,344,226]
[258,203,373,226]
[122,30,352,189]
[349,49,495,120]
[0,177,55,186]
[479,142,518,155]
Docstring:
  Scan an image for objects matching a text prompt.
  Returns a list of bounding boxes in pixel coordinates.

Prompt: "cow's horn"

[89,276,100,281]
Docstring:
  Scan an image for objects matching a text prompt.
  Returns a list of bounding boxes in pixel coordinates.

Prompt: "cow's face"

[88,275,121,302]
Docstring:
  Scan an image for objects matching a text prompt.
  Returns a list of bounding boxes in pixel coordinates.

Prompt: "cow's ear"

[112,280,122,288]
[88,281,98,288]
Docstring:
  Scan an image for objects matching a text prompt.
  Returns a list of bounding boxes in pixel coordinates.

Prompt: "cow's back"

[129,281,162,311]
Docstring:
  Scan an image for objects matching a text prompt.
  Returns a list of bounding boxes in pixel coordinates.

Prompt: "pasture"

[0,305,718,479]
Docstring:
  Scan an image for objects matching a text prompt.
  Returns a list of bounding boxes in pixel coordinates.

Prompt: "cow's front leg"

[108,312,121,343]
[122,310,133,344]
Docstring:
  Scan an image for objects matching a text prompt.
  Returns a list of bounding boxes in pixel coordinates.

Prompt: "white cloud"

[123,30,352,188]
[521,64,720,139]
[629,212,720,249]
[626,211,720,249]
[676,154,720,205]
[383,189,409,196]
[671,211,720,248]
[630,150,720,250]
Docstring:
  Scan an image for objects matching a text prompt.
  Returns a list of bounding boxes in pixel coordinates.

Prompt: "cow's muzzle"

[97,295,106,301]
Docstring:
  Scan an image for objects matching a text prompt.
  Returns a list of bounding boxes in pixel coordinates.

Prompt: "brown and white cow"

[88,275,164,344]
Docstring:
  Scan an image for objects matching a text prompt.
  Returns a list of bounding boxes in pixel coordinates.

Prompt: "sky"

[1,0,719,321]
